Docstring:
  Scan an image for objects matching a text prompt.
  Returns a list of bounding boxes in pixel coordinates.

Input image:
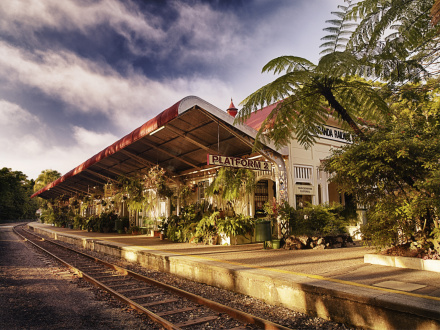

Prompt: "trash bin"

[255,220,271,242]
[271,239,280,249]
[115,220,123,232]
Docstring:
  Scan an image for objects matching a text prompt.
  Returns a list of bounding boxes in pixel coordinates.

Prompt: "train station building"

[31,95,356,239]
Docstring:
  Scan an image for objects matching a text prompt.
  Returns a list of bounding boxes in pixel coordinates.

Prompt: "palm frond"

[238,69,315,121]
[262,56,315,74]
[320,1,355,55]
[317,51,362,77]
[259,92,328,149]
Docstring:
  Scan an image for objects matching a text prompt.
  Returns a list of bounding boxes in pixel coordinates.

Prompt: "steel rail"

[13,225,179,330]
[14,224,292,330]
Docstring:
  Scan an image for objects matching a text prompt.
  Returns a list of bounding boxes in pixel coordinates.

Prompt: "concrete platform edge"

[365,253,440,273]
[29,224,440,330]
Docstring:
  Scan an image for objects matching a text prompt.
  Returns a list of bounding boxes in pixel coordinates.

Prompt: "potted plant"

[158,218,169,240]
[130,225,140,235]
[196,211,220,245]
[217,214,255,245]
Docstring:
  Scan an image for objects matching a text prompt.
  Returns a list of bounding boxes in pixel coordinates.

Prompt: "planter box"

[219,233,255,245]
[365,253,440,273]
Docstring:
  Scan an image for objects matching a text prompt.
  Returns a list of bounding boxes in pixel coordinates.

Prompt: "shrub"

[292,203,348,236]
[73,214,85,229]
[195,212,219,244]
[99,211,118,232]
[217,214,255,245]
[85,215,99,232]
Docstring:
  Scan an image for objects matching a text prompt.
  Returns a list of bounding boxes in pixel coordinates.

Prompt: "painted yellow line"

[40,227,440,303]
[130,244,440,303]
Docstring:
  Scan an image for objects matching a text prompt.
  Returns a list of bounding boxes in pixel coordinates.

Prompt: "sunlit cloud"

[0,100,41,127]
[0,0,165,47]
[0,42,234,129]
[73,126,118,149]
[0,0,342,180]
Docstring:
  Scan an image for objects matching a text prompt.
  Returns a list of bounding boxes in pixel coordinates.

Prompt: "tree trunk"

[321,87,367,141]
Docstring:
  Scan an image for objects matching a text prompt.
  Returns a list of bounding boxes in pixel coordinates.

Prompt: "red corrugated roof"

[31,96,288,200]
[244,101,281,131]
[31,100,181,199]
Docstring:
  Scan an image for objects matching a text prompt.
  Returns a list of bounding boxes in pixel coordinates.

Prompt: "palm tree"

[347,0,436,84]
[238,52,388,149]
[34,169,61,193]
[237,1,431,149]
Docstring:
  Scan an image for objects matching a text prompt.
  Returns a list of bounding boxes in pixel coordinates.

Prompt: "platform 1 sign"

[207,154,271,171]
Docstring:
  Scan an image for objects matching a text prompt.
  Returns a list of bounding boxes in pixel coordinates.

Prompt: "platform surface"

[28,222,440,329]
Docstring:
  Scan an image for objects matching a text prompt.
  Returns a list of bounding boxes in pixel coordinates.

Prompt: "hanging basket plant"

[206,167,256,212]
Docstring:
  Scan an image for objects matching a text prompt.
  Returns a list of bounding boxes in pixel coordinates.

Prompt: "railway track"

[14,224,292,330]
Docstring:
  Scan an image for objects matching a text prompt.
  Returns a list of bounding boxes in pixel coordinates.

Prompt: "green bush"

[291,203,348,236]
[73,214,85,229]
[99,211,118,232]
[86,215,99,232]
[217,214,254,244]
[195,212,219,244]
[166,204,204,242]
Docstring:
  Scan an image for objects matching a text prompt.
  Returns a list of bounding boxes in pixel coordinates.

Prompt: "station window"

[294,165,313,184]
[197,180,209,201]
[255,180,269,217]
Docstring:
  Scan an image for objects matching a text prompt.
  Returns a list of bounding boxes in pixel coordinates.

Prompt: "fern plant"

[206,167,256,213]
[320,1,356,55]
[237,2,391,149]
[346,0,436,84]
[217,214,255,245]
[238,0,440,149]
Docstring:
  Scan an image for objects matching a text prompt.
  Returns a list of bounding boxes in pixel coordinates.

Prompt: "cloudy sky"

[0,0,341,180]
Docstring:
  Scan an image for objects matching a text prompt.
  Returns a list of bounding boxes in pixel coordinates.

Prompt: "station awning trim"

[31,96,287,200]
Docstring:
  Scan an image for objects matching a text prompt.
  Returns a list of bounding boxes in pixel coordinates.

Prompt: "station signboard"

[316,125,353,144]
[207,154,271,171]
[294,184,315,195]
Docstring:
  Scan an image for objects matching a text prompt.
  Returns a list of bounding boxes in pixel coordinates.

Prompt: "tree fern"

[320,1,356,55]
[347,0,436,83]
[238,0,440,149]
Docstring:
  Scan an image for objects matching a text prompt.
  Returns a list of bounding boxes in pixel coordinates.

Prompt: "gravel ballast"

[1,224,356,329]
[0,225,158,329]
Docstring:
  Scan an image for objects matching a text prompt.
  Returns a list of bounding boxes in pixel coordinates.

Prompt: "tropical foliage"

[205,167,256,214]
[165,204,255,245]
[33,169,61,193]
[347,0,437,84]
[238,0,438,149]
[292,203,349,237]
[113,165,173,213]
[0,167,38,221]
[323,83,440,252]
[237,2,392,148]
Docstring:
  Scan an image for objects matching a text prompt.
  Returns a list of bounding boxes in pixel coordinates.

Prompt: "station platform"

[28,222,440,329]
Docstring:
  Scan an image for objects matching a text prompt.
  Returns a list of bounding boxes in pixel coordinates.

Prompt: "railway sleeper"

[126,292,162,300]
[141,298,179,307]
[174,315,219,328]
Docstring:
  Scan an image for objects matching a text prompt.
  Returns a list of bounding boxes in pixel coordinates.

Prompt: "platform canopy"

[32,96,287,200]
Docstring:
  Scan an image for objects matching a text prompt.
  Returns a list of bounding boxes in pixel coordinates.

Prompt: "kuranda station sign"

[317,125,353,144]
[207,154,271,171]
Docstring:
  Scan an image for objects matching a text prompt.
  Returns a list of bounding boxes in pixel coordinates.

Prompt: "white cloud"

[0,0,165,46]
[0,0,344,181]
[0,41,236,128]
[0,125,120,181]
[73,126,118,149]
[0,100,41,126]
[0,0,249,66]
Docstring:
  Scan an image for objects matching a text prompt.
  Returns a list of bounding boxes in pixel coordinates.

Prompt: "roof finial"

[226,98,238,117]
